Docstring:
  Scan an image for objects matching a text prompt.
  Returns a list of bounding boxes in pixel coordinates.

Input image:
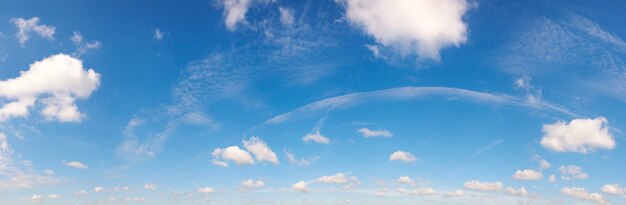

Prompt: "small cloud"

[74,190,88,196]
[302,132,330,144]
[358,128,393,138]
[464,180,503,192]
[154,28,165,41]
[197,187,215,193]
[559,165,589,181]
[389,151,417,163]
[292,181,309,193]
[94,186,105,193]
[285,150,318,166]
[278,7,294,26]
[144,183,157,191]
[541,117,615,154]
[512,169,543,180]
[396,176,416,186]
[239,179,264,191]
[211,146,255,167]
[10,17,55,47]
[242,136,279,164]
[561,187,609,205]
[64,161,88,169]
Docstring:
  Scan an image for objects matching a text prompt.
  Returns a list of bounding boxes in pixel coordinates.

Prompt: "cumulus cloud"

[197,187,215,193]
[239,179,264,191]
[211,146,254,167]
[512,169,543,180]
[602,184,626,195]
[242,137,279,164]
[397,187,437,195]
[315,173,361,189]
[464,180,503,192]
[0,54,101,122]
[505,186,528,196]
[340,0,471,60]
[541,117,615,153]
[10,17,55,47]
[559,165,589,181]
[292,181,309,193]
[561,187,609,205]
[64,161,88,169]
[396,176,416,186]
[358,128,393,138]
[389,151,417,163]
[143,183,157,191]
[221,0,251,30]
[94,186,105,193]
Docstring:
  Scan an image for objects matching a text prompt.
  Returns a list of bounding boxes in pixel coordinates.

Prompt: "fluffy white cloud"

[602,184,625,195]
[541,117,615,153]
[211,146,255,167]
[561,187,609,205]
[64,161,88,169]
[239,179,264,191]
[340,0,471,60]
[279,7,295,26]
[302,132,330,144]
[505,186,528,197]
[143,183,157,191]
[0,54,100,122]
[358,128,393,138]
[94,186,105,193]
[242,137,279,164]
[512,169,543,180]
[444,189,464,197]
[464,180,503,192]
[389,151,417,163]
[29,194,43,203]
[221,0,251,30]
[396,176,416,185]
[292,181,309,193]
[74,190,88,196]
[559,165,589,181]
[197,187,215,193]
[397,187,437,195]
[316,173,361,189]
[10,17,55,46]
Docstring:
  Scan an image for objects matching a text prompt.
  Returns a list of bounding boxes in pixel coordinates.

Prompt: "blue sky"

[1,0,626,204]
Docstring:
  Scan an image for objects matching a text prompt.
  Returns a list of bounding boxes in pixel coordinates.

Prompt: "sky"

[0,0,626,204]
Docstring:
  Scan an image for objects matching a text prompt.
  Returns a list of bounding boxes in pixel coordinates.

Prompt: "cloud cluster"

[211,137,279,167]
[340,0,471,60]
[561,187,608,205]
[464,180,503,192]
[0,54,101,122]
[559,165,589,181]
[239,179,264,191]
[541,117,615,153]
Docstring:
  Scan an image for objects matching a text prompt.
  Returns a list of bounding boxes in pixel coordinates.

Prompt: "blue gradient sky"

[1,0,626,204]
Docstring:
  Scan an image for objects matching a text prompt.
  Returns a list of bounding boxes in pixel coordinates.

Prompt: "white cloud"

[561,187,609,205]
[505,186,528,197]
[396,176,416,186]
[444,189,464,197]
[292,181,309,193]
[340,0,471,60]
[302,132,330,144]
[211,146,255,166]
[239,179,264,191]
[10,17,55,47]
[242,136,279,164]
[315,173,361,189]
[464,180,503,192]
[197,187,215,193]
[285,150,317,166]
[29,194,43,203]
[358,128,392,138]
[47,194,61,199]
[541,117,615,153]
[71,31,101,57]
[221,0,251,31]
[74,190,88,196]
[144,183,157,191]
[94,186,105,193]
[548,175,556,183]
[154,28,164,41]
[602,184,626,195]
[389,151,417,163]
[559,165,589,181]
[64,161,88,169]
[0,54,101,122]
[532,154,551,170]
[512,169,543,180]
[397,187,437,195]
[279,7,295,26]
